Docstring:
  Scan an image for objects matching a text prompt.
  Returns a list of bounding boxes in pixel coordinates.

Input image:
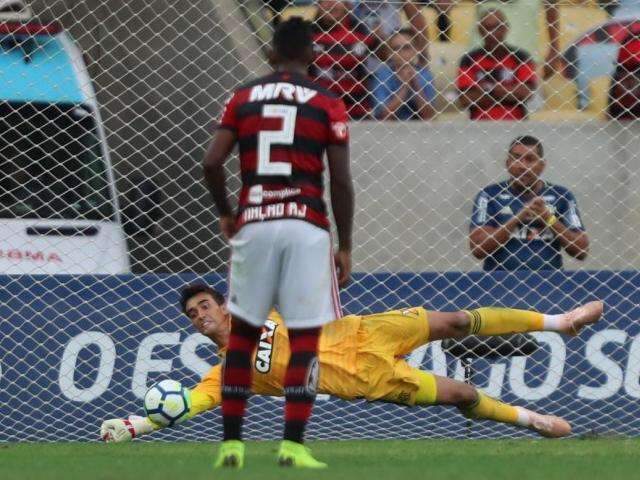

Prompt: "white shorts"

[227,219,342,329]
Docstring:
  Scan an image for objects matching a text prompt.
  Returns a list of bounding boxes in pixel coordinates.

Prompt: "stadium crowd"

[263,0,640,121]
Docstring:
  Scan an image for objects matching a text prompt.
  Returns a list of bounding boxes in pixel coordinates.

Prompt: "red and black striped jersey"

[457,45,537,121]
[218,71,349,230]
[310,15,375,119]
[608,36,640,120]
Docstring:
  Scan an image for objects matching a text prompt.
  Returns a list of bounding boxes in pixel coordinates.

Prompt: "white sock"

[543,314,564,331]
[514,407,532,427]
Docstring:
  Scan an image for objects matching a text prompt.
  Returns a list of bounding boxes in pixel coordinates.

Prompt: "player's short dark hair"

[509,135,544,158]
[180,283,225,314]
[272,16,313,63]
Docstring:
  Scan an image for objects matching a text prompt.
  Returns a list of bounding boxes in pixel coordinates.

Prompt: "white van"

[0,11,131,273]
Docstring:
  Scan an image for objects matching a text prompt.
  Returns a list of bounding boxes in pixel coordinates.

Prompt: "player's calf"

[435,378,478,408]
[427,374,572,439]
[426,311,471,340]
[283,327,321,444]
[280,327,327,468]
[221,316,262,442]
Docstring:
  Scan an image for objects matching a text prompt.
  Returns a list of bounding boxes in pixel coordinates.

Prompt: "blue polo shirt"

[370,63,436,120]
[470,181,585,271]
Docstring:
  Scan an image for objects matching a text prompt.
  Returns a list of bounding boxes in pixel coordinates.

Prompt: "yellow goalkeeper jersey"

[193,307,431,407]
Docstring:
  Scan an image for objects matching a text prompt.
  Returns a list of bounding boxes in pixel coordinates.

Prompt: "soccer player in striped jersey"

[203,17,354,469]
[102,284,604,445]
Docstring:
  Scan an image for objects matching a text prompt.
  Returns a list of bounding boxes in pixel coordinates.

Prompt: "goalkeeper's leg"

[426,300,603,341]
[414,371,571,437]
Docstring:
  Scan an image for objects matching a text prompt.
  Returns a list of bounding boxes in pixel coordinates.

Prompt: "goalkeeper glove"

[100,415,156,443]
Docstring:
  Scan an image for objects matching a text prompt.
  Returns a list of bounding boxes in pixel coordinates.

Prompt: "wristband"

[545,214,558,227]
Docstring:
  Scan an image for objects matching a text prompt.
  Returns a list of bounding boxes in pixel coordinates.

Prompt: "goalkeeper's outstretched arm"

[100,389,216,442]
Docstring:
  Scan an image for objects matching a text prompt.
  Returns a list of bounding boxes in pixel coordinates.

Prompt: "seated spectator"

[311,0,377,119]
[371,29,436,120]
[471,0,561,79]
[608,34,640,119]
[457,10,537,121]
[469,136,589,271]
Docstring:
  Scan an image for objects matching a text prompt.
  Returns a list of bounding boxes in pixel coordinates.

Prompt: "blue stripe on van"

[0,34,85,104]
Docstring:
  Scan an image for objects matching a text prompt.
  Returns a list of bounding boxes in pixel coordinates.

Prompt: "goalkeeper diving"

[101,284,603,442]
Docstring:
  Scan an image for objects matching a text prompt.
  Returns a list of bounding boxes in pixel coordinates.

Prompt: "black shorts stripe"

[241,170,324,190]
[288,351,318,365]
[236,101,329,126]
[238,135,324,159]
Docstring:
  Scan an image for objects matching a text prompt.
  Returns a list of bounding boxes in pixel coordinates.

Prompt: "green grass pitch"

[4,439,639,480]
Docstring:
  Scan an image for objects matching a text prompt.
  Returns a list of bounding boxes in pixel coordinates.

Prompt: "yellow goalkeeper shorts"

[355,307,432,406]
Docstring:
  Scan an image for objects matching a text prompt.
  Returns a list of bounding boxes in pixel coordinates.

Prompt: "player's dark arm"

[327,144,354,286]
[202,129,237,217]
[469,217,521,259]
[328,144,354,251]
[549,221,589,260]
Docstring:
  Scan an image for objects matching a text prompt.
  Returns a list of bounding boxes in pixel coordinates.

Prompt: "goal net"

[1,0,640,442]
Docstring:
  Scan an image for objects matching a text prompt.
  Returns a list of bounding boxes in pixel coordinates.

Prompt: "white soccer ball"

[143,379,191,427]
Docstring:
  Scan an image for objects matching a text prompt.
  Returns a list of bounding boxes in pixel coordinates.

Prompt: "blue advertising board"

[1,271,639,442]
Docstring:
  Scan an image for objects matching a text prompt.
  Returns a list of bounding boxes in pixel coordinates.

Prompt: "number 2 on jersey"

[257,104,297,176]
